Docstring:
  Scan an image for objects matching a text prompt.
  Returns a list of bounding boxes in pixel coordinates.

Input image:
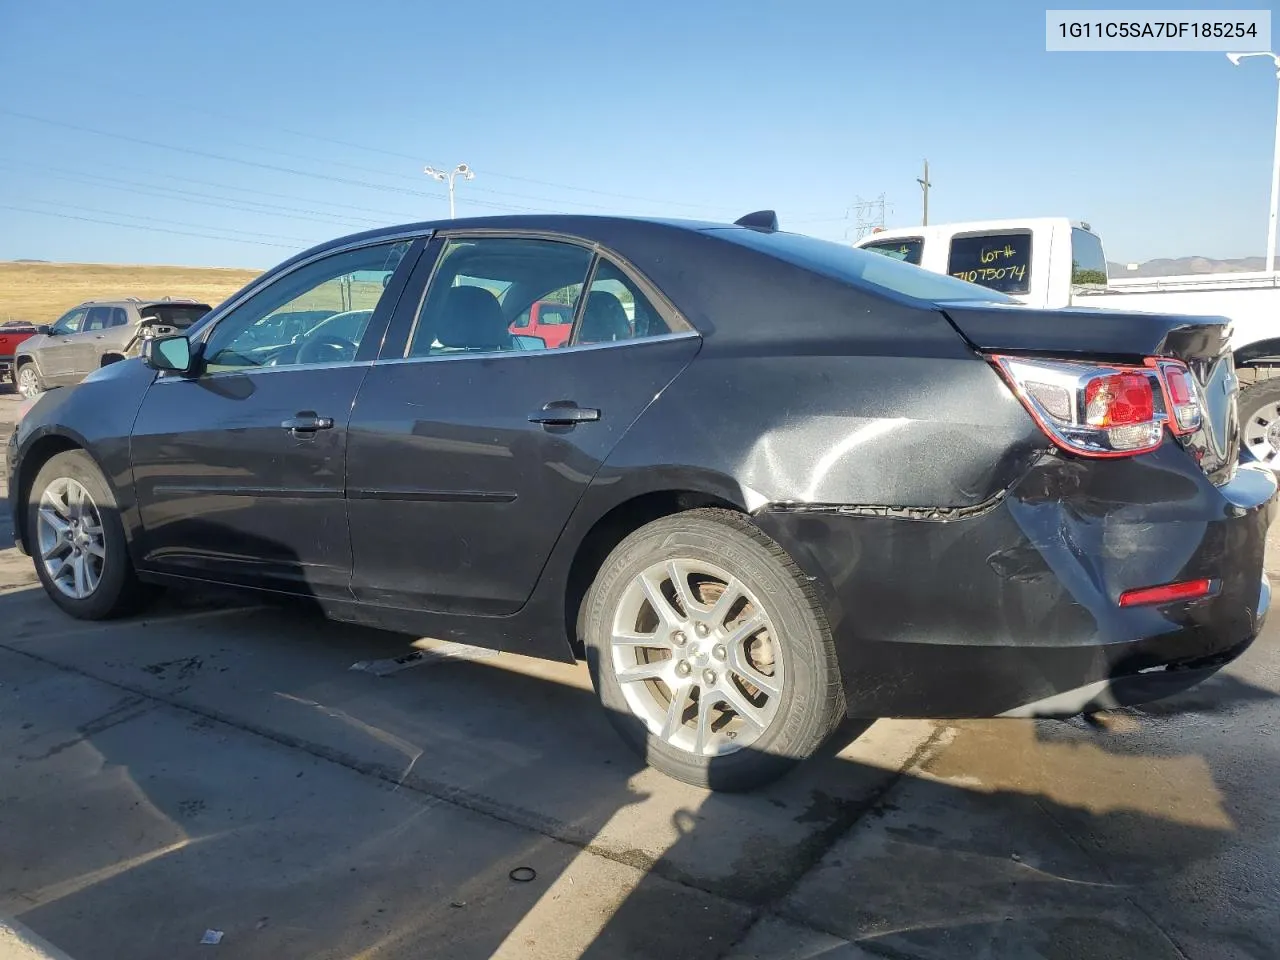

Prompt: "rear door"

[129,237,421,595]
[72,305,130,376]
[346,234,700,614]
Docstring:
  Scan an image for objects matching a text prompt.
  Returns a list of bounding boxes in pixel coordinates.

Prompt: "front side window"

[947,232,1032,295]
[861,238,924,265]
[408,238,593,357]
[574,260,671,345]
[50,308,87,335]
[202,241,410,372]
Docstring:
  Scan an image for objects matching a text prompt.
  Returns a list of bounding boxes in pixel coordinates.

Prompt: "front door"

[130,238,420,596]
[347,235,700,615]
[36,307,89,382]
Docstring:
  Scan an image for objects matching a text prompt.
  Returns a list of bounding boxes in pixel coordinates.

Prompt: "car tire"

[582,508,845,791]
[16,363,43,400]
[1239,377,1280,469]
[26,450,153,620]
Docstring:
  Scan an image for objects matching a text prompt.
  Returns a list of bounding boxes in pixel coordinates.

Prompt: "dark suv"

[15,298,210,398]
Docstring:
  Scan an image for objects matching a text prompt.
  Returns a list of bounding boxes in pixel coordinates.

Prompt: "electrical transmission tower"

[850,195,889,241]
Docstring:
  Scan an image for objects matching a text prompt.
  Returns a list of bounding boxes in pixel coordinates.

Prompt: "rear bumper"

[754,445,1277,719]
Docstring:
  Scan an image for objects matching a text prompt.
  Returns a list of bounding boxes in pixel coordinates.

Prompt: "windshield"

[712,229,1015,305]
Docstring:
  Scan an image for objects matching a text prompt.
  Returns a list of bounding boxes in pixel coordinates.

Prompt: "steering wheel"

[296,334,358,365]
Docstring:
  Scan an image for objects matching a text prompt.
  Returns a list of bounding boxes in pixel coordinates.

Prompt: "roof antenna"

[734,210,779,232]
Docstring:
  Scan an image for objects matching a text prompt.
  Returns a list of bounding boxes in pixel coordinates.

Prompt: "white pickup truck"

[854,217,1280,466]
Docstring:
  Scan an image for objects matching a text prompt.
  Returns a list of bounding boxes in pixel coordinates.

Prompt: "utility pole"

[916,160,931,226]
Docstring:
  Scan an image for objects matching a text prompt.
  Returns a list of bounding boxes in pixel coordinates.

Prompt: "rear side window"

[83,306,113,332]
[110,307,129,327]
[861,238,923,265]
[947,232,1032,294]
[1070,228,1108,289]
[409,238,593,357]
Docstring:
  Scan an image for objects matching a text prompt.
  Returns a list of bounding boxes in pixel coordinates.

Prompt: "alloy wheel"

[36,477,107,599]
[610,559,784,757]
[1243,398,1280,465]
[17,366,40,400]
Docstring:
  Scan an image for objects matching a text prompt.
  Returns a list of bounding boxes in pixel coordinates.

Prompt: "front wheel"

[1239,378,1280,468]
[582,509,845,791]
[26,450,153,619]
[16,363,42,400]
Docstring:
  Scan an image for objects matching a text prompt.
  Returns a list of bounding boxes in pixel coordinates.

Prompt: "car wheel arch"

[560,487,749,659]
[14,434,97,552]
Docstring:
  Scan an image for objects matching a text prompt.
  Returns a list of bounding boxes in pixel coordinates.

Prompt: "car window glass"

[861,238,923,265]
[50,309,87,335]
[1070,228,1108,289]
[110,307,130,327]
[574,259,671,345]
[201,241,410,372]
[408,238,592,357]
[83,307,114,332]
[947,232,1032,295]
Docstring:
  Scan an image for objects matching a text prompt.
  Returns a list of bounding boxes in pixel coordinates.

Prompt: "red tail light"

[990,355,1202,458]
[1118,578,1215,607]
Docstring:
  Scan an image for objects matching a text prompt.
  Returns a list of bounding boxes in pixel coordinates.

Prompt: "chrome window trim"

[190,229,432,347]
[154,359,375,383]
[374,329,700,368]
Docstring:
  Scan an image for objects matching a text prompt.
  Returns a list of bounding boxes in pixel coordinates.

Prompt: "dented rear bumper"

[753,445,1277,719]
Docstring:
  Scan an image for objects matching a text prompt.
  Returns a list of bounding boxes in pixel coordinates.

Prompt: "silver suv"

[15,298,210,398]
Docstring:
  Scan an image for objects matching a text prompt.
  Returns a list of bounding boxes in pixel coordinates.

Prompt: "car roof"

[74,298,209,308]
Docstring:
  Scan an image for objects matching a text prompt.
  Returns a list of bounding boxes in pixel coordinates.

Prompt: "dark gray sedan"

[7,212,1274,790]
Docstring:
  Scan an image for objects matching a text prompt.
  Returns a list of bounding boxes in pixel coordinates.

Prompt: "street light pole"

[423,162,475,219]
[1228,52,1280,273]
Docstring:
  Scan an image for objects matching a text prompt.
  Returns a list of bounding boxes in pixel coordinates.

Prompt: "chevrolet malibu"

[8,212,1275,790]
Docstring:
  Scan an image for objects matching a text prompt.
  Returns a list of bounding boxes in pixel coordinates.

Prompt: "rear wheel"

[1239,378,1280,468]
[26,450,153,619]
[16,363,42,400]
[582,508,844,791]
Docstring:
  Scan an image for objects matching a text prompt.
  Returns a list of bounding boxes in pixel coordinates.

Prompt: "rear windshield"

[142,304,211,328]
[947,232,1032,295]
[712,229,1014,305]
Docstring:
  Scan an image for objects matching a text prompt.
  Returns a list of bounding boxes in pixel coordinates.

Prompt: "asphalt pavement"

[1,389,1278,960]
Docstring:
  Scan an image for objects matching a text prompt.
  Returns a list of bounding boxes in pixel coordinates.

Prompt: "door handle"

[281,414,334,435]
[528,401,600,426]
[94,335,105,339]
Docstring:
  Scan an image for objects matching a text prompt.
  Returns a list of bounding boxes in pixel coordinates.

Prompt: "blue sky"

[0,0,1275,267]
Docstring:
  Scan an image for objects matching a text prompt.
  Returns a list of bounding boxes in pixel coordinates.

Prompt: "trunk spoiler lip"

[937,301,1231,362]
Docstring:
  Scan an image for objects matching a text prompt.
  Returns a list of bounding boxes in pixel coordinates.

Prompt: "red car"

[0,320,38,389]
[509,299,576,348]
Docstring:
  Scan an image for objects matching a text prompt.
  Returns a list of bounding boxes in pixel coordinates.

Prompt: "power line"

[0,160,388,229]
[0,204,301,249]
[21,198,324,244]
[0,110,563,214]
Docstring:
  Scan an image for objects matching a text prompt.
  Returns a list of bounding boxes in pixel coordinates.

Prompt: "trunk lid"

[941,301,1239,483]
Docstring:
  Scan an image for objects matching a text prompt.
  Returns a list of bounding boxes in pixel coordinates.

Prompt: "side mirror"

[36,324,51,336]
[143,334,196,374]
[512,334,547,350]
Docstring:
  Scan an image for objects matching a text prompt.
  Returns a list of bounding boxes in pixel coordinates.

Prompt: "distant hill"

[0,261,261,323]
[1108,256,1279,278]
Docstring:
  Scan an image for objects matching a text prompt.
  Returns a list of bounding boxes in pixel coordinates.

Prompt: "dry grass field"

[0,261,264,323]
